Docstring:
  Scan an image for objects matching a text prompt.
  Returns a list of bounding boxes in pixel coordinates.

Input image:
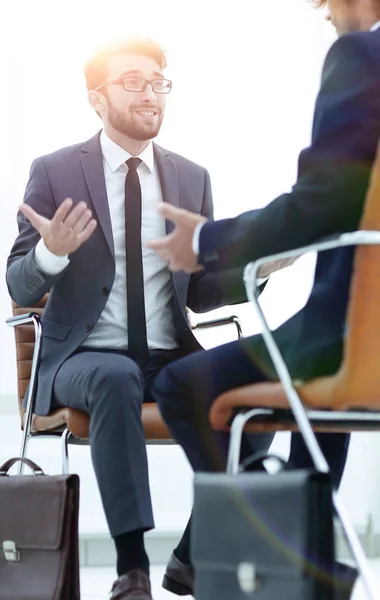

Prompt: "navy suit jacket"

[6,135,247,415]
[198,29,380,380]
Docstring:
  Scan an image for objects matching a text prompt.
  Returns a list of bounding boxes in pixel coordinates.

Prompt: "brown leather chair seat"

[11,296,171,442]
[31,403,171,441]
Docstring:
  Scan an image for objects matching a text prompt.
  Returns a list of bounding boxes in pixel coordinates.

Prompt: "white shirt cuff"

[34,239,70,276]
[192,221,204,255]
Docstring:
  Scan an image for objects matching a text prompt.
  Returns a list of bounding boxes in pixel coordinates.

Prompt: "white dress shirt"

[35,130,178,351]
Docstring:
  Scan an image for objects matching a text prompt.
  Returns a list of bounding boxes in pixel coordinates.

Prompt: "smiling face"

[93,53,167,143]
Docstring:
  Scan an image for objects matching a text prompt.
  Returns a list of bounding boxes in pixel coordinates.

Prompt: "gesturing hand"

[19,198,97,256]
[147,204,207,273]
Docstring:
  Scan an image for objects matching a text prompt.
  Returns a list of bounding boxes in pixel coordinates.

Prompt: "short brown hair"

[84,36,167,91]
[309,0,327,6]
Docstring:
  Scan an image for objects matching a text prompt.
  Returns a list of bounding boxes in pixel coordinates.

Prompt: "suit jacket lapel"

[80,132,115,257]
[154,143,190,302]
[154,144,179,234]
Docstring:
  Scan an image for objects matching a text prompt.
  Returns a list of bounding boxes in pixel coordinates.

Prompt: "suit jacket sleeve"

[186,169,266,313]
[6,158,68,307]
[197,33,380,272]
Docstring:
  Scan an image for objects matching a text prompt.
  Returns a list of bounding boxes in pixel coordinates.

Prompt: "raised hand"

[147,203,206,273]
[19,198,97,256]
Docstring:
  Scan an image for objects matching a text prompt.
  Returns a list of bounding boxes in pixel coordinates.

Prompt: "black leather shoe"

[162,553,194,596]
[110,570,153,599]
[162,556,356,599]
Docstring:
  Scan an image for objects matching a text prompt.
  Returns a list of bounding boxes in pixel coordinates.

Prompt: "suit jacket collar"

[80,133,180,252]
[153,143,179,234]
[80,132,115,257]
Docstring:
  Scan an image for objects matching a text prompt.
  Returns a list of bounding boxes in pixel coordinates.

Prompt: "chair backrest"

[299,143,380,410]
[12,295,48,425]
[325,143,380,408]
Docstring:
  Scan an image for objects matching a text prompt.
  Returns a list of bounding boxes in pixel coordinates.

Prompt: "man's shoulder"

[154,144,208,175]
[319,29,380,96]
[36,132,100,166]
[325,28,380,71]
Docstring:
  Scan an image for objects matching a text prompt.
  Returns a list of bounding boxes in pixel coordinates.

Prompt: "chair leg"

[292,411,379,600]
[226,409,379,600]
[333,492,379,600]
[61,429,71,474]
[17,427,30,475]
[226,409,274,475]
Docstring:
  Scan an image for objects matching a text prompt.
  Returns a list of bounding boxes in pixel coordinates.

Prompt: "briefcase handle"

[240,451,289,473]
[0,457,45,476]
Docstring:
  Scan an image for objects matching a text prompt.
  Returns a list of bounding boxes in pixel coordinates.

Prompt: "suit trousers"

[152,336,350,488]
[52,345,275,537]
[52,347,185,536]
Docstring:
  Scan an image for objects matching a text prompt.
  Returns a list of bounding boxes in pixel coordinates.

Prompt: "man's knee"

[153,363,192,423]
[89,357,144,410]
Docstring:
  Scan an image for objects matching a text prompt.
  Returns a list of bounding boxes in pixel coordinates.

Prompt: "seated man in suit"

[149,0,380,595]
[6,36,278,600]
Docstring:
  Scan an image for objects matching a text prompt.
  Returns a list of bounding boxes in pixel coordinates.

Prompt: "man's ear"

[88,90,106,117]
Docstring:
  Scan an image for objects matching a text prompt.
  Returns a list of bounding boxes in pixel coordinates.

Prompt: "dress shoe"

[162,553,194,596]
[109,570,153,599]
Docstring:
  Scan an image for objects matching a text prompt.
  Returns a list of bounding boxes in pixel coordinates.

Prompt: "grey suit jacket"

[6,132,247,415]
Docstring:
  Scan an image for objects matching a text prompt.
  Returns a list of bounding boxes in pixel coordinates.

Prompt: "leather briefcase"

[192,454,356,600]
[0,457,80,600]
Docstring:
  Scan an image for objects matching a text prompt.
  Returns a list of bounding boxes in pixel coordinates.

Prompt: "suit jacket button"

[102,286,109,296]
[86,323,93,331]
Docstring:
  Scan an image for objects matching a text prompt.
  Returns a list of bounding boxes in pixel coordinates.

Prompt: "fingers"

[18,203,45,231]
[71,207,93,233]
[50,198,74,226]
[146,234,174,252]
[157,203,186,223]
[61,200,89,229]
[77,219,97,244]
[50,199,94,235]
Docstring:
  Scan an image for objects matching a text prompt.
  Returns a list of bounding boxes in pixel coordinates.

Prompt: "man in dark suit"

[6,36,279,600]
[149,0,380,595]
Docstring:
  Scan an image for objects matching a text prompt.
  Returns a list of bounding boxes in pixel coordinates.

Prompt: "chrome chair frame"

[7,311,242,476]
[226,230,380,600]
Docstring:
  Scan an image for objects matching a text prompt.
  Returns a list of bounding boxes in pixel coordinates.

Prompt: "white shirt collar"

[100,129,154,173]
[370,20,380,31]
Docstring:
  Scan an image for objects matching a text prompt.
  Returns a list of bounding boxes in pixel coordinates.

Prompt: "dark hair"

[84,36,167,91]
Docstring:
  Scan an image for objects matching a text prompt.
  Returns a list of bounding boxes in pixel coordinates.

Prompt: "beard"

[106,99,164,141]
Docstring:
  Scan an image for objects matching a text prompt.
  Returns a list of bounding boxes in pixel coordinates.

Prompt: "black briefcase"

[192,454,356,599]
[0,457,80,600]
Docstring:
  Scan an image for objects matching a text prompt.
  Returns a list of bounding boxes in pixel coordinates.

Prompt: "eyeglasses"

[94,76,172,94]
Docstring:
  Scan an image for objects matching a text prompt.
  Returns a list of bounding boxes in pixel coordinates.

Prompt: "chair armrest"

[242,229,380,459]
[192,315,242,339]
[6,312,41,327]
[6,311,43,433]
[244,231,380,297]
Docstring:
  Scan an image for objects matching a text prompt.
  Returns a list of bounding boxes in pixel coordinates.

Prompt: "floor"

[81,565,172,599]
[80,562,380,599]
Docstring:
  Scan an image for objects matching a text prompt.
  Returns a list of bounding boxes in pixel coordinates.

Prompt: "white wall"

[0,0,379,535]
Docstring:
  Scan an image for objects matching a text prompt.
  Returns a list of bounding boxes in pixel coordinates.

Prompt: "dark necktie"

[125,157,148,364]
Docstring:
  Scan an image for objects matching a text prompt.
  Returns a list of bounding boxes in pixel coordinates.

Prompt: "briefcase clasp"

[237,562,259,593]
[3,541,20,562]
